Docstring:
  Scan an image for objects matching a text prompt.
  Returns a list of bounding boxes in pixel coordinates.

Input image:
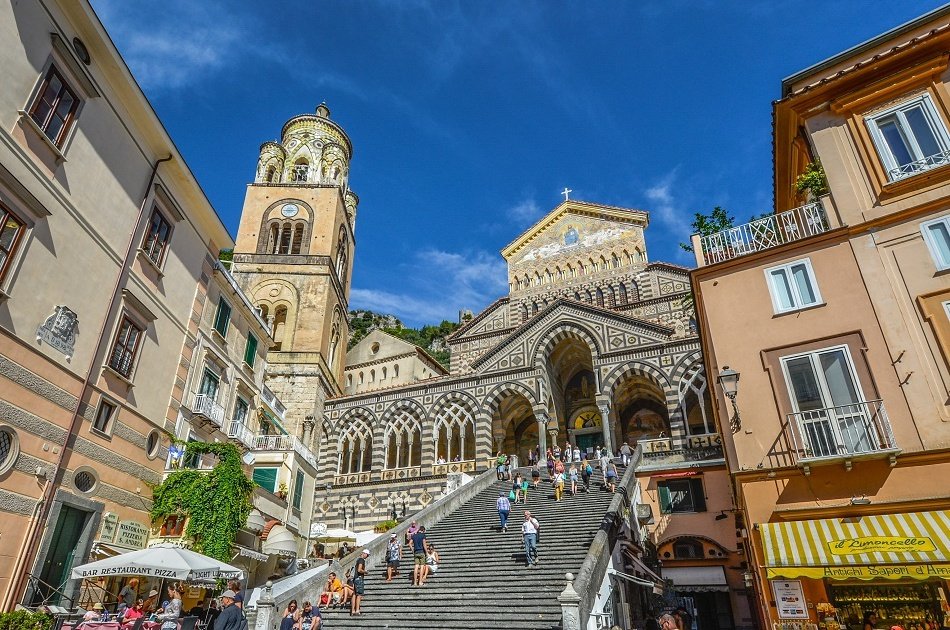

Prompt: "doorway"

[32,505,90,605]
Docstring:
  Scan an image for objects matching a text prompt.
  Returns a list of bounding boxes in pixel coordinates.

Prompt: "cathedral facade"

[233,108,711,531]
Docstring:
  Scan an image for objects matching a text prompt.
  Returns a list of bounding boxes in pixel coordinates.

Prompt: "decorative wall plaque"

[36,305,79,359]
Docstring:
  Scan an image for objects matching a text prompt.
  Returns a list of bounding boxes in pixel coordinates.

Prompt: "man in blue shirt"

[411,526,430,586]
[496,491,512,532]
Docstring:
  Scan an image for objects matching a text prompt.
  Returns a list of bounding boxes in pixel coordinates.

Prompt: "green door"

[33,505,89,605]
[576,433,598,451]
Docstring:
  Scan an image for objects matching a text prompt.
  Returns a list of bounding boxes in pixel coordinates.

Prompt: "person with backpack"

[495,452,506,480]
[521,510,540,567]
[581,458,593,492]
[512,472,524,503]
[605,460,619,492]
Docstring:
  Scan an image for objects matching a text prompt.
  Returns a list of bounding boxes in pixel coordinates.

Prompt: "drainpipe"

[3,155,173,610]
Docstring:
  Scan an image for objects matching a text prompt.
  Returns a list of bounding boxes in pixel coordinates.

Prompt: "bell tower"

[231,104,358,439]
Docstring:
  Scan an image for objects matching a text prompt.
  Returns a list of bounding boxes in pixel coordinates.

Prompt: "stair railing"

[563,445,642,630]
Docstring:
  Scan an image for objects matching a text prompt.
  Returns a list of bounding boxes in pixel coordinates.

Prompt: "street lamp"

[717,366,741,433]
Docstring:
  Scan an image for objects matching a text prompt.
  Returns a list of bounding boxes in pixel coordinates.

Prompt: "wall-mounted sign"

[115,521,149,550]
[97,512,118,543]
[36,305,79,359]
[827,536,936,556]
[771,580,808,619]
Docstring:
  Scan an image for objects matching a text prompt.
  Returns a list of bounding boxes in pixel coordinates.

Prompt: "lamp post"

[717,366,741,433]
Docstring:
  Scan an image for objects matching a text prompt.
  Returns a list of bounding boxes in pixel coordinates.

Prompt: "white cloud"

[645,169,690,234]
[507,198,542,223]
[350,248,508,326]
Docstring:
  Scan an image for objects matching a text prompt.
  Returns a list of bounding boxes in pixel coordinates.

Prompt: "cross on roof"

[561,187,572,201]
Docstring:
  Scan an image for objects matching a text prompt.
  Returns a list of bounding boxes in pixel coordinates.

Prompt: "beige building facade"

[0,0,236,610]
[692,7,950,629]
[343,329,448,396]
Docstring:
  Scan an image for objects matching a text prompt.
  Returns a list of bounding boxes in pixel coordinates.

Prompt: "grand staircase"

[320,465,622,629]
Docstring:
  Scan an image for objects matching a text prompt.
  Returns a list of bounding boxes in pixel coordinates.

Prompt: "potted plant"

[795,160,829,201]
[276,482,289,500]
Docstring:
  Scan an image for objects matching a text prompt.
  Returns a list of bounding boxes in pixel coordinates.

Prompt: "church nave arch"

[530,322,602,370]
[602,361,679,447]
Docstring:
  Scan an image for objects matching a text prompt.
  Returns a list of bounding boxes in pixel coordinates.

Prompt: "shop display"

[828,582,941,629]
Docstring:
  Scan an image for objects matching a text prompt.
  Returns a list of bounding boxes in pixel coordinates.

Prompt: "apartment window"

[28,66,79,146]
[234,397,249,425]
[765,258,821,313]
[781,346,872,457]
[921,216,950,271]
[0,206,26,286]
[213,299,231,338]
[292,469,305,510]
[92,398,117,435]
[658,478,706,514]
[198,368,219,401]
[108,316,143,378]
[866,94,950,182]
[142,209,172,266]
[252,466,279,493]
[244,333,258,367]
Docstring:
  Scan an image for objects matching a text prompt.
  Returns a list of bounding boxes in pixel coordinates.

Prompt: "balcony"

[888,148,950,182]
[261,385,287,422]
[695,201,829,266]
[787,399,900,473]
[226,420,255,451]
[254,433,317,469]
[190,393,225,428]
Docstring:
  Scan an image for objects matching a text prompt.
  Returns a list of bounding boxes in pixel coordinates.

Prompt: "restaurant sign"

[827,536,936,556]
[115,521,148,550]
[97,512,119,543]
[768,563,950,581]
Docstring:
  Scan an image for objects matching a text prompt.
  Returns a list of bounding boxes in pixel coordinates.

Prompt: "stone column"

[252,581,276,630]
[535,412,549,464]
[558,572,582,630]
[598,401,614,454]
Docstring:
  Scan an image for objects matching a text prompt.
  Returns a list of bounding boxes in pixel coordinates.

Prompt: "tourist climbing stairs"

[320,464,623,629]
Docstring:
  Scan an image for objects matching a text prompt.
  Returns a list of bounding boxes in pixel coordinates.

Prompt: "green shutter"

[658,483,672,514]
[292,470,305,510]
[252,467,278,492]
[214,300,231,336]
[690,478,707,512]
[244,334,258,367]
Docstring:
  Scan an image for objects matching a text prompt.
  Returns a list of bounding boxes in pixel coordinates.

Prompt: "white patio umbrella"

[316,528,357,543]
[70,543,244,582]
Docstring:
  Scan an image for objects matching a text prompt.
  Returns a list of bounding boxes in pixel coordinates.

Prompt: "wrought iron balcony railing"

[253,433,317,469]
[226,420,255,449]
[698,201,829,265]
[191,393,225,427]
[787,399,899,469]
[887,148,950,181]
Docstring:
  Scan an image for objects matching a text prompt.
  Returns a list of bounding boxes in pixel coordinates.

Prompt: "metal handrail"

[787,399,898,462]
[226,420,255,448]
[191,393,224,426]
[888,148,950,181]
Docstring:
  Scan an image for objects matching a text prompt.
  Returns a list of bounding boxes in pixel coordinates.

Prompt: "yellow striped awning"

[761,510,950,568]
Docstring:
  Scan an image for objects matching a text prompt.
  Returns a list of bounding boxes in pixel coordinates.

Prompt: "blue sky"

[92,0,944,328]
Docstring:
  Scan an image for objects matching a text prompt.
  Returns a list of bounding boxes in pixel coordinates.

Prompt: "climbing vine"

[150,442,254,562]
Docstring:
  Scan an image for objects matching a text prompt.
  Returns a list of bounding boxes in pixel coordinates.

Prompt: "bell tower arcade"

[231,104,358,441]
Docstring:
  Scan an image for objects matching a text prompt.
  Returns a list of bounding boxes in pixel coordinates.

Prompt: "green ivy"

[0,611,53,630]
[150,442,253,562]
[795,160,829,199]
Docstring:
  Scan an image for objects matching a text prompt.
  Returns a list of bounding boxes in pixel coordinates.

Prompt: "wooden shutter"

[252,467,278,492]
[690,477,707,512]
[658,482,672,514]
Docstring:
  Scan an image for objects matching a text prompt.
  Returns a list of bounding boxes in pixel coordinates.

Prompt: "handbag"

[508,490,516,500]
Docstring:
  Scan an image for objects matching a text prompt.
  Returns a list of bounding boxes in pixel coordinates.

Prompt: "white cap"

[361,549,369,555]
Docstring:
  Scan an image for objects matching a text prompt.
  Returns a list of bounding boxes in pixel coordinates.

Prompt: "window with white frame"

[92,398,117,435]
[866,94,950,182]
[765,258,822,313]
[921,215,950,271]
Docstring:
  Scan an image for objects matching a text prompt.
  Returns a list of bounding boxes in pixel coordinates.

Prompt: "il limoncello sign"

[827,536,936,555]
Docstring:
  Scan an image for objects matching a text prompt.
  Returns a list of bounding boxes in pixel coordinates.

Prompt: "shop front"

[759,510,950,630]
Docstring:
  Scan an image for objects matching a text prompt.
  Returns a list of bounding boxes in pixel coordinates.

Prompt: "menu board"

[771,579,808,619]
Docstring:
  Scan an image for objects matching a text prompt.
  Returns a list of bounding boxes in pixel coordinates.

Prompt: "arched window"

[635,248,645,262]
[544,269,552,284]
[618,284,628,305]
[384,409,422,469]
[267,223,279,254]
[673,538,704,559]
[272,305,288,351]
[555,267,563,280]
[679,363,712,435]
[345,374,353,388]
[382,366,388,379]
[611,253,619,268]
[599,255,608,270]
[278,223,292,254]
[435,402,477,462]
[265,164,277,183]
[520,303,529,322]
[595,288,605,307]
[328,312,341,369]
[291,224,304,254]
[335,229,348,285]
[393,364,399,378]
[370,369,376,382]
[358,371,364,385]
[623,250,631,265]
[337,418,373,474]
[291,158,309,183]
[533,272,541,287]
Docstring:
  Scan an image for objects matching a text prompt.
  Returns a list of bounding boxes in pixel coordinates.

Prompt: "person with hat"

[385,533,402,582]
[83,603,104,621]
[214,590,244,630]
[350,549,368,616]
[143,589,159,614]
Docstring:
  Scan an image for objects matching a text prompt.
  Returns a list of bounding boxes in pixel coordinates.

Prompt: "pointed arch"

[337,415,374,474]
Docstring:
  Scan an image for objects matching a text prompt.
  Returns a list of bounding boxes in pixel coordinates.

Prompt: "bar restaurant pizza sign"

[827,536,936,555]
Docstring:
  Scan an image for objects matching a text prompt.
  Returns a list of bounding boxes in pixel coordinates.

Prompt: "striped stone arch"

[336,406,379,434]
[377,398,427,428]
[601,360,673,400]
[530,321,603,367]
[430,393,479,464]
[481,380,539,417]
[669,350,704,385]
[429,390,480,418]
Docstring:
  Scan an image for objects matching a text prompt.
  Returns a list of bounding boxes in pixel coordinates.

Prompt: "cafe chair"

[179,617,199,630]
